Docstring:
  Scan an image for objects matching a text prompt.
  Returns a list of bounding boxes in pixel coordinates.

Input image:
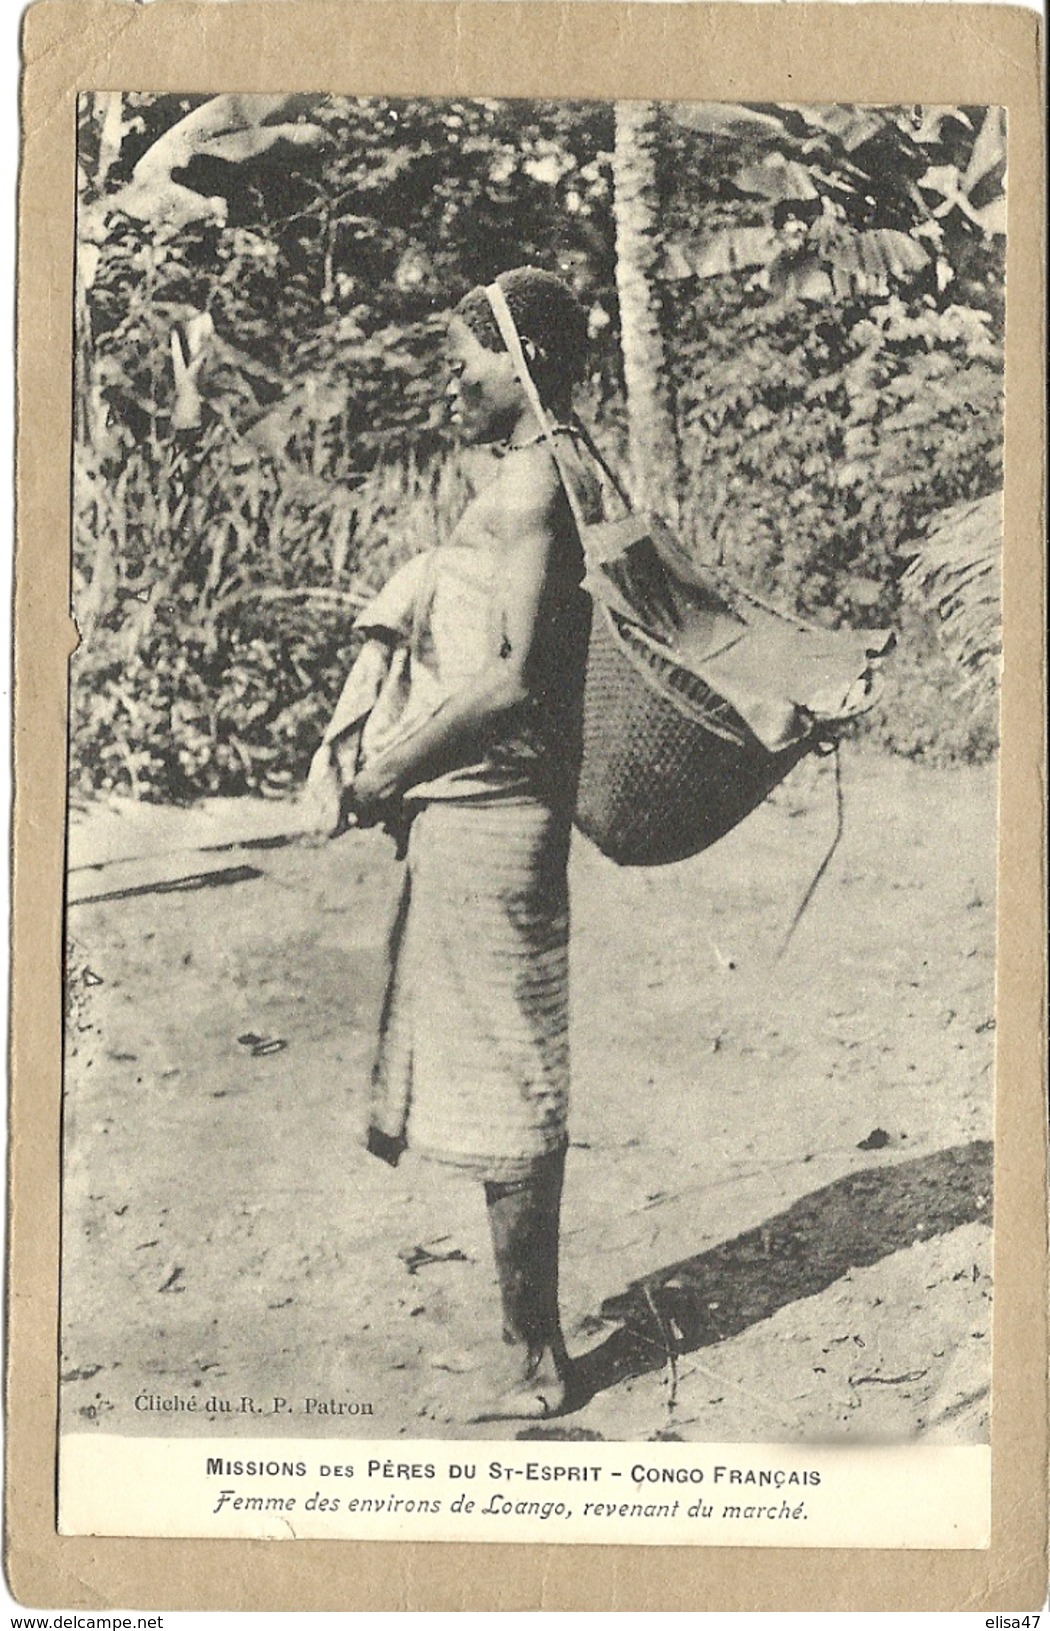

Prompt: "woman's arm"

[302,637,388,834]
[322,637,394,745]
[351,452,565,815]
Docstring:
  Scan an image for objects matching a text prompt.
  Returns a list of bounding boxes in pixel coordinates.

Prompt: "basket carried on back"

[485,285,890,869]
[576,600,810,866]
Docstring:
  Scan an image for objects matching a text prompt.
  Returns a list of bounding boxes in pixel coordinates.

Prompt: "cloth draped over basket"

[588,515,889,753]
[573,512,892,864]
[484,280,893,868]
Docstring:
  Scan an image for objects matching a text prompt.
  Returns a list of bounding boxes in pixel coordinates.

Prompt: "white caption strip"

[59,1434,991,1549]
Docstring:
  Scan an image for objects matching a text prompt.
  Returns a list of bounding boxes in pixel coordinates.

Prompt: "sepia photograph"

[58,87,1003,1537]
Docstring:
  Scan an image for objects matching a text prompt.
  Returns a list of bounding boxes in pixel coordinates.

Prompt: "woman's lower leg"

[481,1142,569,1413]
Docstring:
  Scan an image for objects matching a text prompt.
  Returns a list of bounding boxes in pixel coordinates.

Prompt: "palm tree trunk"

[612,101,678,520]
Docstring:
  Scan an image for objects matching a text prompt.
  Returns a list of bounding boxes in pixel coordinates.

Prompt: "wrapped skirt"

[367,798,571,1183]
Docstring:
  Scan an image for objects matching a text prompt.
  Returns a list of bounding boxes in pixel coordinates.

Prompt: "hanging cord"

[775,740,845,962]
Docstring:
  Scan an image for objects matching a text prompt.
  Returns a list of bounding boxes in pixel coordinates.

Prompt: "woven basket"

[574,603,811,867]
[480,283,821,870]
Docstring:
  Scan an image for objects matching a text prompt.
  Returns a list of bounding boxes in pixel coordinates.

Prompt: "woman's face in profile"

[446,314,526,445]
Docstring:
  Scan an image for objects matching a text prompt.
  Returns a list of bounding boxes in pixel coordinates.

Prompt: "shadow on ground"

[72,862,264,906]
[568,1140,992,1407]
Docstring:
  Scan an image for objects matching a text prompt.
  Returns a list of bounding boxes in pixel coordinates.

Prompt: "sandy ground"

[61,748,995,1445]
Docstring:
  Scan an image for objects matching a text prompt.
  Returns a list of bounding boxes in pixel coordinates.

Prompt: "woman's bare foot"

[468,1347,570,1422]
[417,1348,572,1425]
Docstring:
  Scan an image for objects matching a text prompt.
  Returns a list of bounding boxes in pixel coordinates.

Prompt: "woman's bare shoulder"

[488,444,564,532]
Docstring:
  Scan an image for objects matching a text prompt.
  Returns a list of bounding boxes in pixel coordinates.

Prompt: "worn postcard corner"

[9,0,1047,1613]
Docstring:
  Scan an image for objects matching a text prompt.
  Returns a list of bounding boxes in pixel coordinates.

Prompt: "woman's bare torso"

[410,436,600,807]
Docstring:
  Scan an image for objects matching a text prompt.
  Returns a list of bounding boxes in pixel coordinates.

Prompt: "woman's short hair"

[455,266,589,404]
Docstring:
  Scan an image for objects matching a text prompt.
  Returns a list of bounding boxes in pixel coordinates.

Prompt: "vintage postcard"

[9,0,1046,1612]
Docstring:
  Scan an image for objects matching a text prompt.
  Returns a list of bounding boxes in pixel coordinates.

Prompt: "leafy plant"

[900,491,1002,690]
[71,94,1003,800]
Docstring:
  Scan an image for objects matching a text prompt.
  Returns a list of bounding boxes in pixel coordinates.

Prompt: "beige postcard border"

[9,0,1047,1610]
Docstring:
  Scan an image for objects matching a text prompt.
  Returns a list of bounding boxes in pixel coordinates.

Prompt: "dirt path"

[61,748,995,1444]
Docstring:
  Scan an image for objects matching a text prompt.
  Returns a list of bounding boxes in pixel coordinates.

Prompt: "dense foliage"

[72,95,1004,798]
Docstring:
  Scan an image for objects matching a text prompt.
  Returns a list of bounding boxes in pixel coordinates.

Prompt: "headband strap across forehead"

[484,281,590,534]
[484,282,631,521]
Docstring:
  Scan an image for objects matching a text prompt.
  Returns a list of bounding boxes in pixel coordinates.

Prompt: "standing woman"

[343,267,601,1420]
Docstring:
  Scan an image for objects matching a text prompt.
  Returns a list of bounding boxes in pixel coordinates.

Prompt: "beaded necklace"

[498,423,580,455]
